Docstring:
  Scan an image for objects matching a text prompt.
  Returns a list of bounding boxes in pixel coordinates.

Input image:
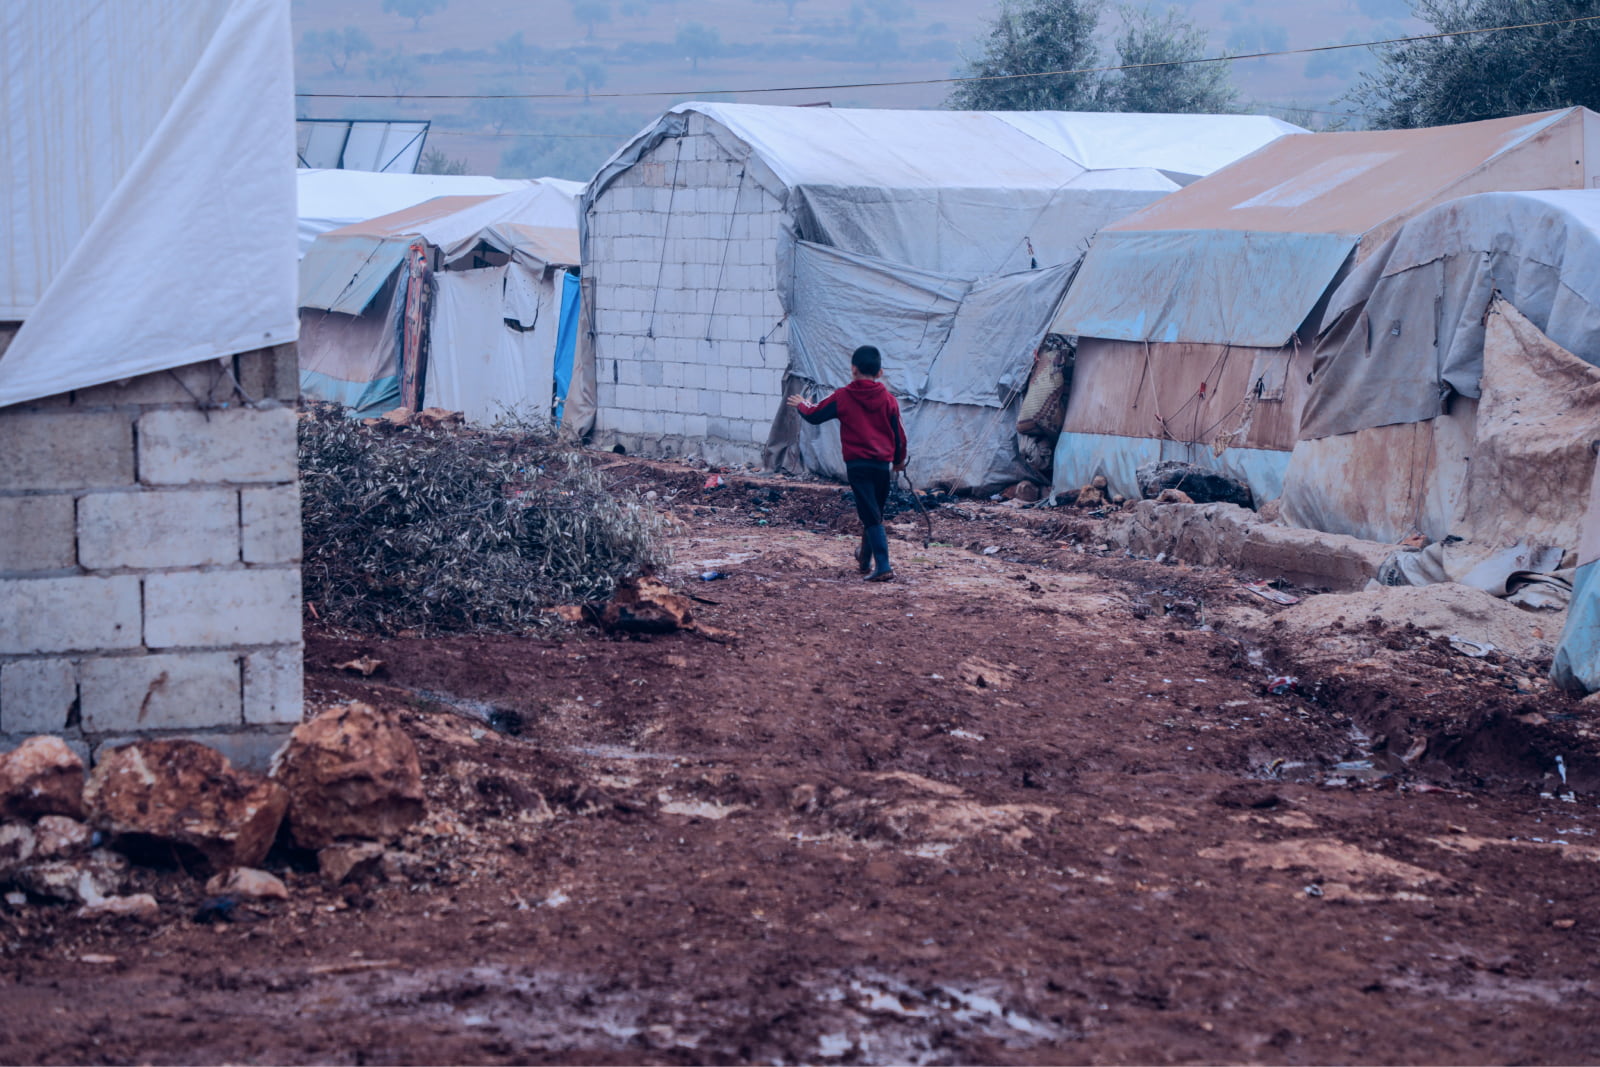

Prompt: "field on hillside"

[292,0,1421,180]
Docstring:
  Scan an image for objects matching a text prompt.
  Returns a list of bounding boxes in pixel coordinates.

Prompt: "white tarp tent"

[0,0,298,406]
[298,182,582,425]
[574,102,1301,490]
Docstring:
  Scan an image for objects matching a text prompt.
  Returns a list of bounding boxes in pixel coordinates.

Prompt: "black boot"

[864,525,894,582]
[855,532,872,573]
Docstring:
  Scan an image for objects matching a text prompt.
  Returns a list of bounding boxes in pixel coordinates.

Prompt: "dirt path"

[5,465,1600,1065]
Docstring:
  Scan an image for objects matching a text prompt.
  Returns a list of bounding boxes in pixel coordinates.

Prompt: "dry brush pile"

[298,404,673,634]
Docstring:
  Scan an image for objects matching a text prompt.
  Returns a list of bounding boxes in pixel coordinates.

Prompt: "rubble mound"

[1263,583,1560,663]
[1136,460,1253,509]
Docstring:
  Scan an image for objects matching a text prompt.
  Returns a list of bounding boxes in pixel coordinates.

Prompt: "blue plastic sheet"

[553,270,581,426]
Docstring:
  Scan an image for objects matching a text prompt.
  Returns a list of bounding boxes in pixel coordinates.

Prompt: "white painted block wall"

[0,345,303,769]
[589,128,791,465]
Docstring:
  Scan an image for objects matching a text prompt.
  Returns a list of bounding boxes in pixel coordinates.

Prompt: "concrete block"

[616,408,646,435]
[0,575,141,654]
[79,651,242,733]
[92,728,291,773]
[241,483,302,564]
[703,364,728,392]
[138,406,297,485]
[662,412,686,437]
[78,488,239,570]
[748,419,769,443]
[727,367,751,393]
[640,410,665,435]
[144,568,301,649]
[243,645,303,726]
[683,414,708,438]
[0,495,77,572]
[0,659,77,734]
[662,362,684,388]
[73,360,229,408]
[233,346,300,405]
[682,363,706,390]
[0,411,134,490]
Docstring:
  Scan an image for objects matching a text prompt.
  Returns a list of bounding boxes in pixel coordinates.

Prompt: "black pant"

[847,460,892,529]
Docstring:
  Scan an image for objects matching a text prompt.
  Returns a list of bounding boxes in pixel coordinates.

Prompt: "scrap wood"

[1243,581,1301,606]
[334,656,385,677]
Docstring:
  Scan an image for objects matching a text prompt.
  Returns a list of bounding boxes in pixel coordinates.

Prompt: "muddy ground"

[6,457,1600,1065]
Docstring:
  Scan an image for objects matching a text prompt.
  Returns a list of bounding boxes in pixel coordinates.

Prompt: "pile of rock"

[0,702,424,921]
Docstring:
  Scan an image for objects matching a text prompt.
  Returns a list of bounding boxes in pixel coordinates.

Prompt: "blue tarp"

[553,270,581,426]
[1554,561,1600,691]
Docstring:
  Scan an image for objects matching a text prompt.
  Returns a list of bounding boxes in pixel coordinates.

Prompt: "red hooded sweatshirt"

[795,379,908,465]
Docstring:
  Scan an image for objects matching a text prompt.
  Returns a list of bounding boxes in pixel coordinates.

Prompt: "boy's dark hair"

[851,345,882,377]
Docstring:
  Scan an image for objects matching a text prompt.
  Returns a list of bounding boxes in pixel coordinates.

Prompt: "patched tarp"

[1282,299,1600,547]
[1051,109,1595,348]
[1305,189,1600,439]
[0,0,298,407]
[784,240,1075,488]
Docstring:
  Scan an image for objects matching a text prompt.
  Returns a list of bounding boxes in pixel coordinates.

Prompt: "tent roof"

[585,103,1303,279]
[635,102,1301,194]
[301,182,581,313]
[296,169,535,255]
[1051,108,1597,347]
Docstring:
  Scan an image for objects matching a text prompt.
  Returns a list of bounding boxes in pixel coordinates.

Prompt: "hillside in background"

[291,0,1422,182]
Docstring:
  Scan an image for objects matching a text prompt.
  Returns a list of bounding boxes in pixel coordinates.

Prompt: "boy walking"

[786,345,908,582]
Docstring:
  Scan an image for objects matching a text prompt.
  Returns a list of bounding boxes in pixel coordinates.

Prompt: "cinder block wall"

[588,111,790,466]
[0,341,303,769]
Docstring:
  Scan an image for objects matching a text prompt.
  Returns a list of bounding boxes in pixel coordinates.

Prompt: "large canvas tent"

[0,0,298,405]
[296,168,543,257]
[1047,108,1600,504]
[298,181,581,424]
[570,102,1299,490]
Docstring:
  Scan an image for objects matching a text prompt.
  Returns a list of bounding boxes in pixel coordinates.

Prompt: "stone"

[14,850,128,905]
[85,740,288,871]
[33,815,90,859]
[270,702,424,849]
[205,867,289,900]
[601,576,695,634]
[77,893,159,922]
[0,735,87,820]
[0,822,37,879]
[317,842,384,885]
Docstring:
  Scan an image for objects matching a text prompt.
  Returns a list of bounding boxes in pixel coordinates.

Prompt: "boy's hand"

[784,394,805,410]
[892,459,908,472]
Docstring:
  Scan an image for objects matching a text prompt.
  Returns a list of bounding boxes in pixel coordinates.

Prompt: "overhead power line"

[294,13,1600,103]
